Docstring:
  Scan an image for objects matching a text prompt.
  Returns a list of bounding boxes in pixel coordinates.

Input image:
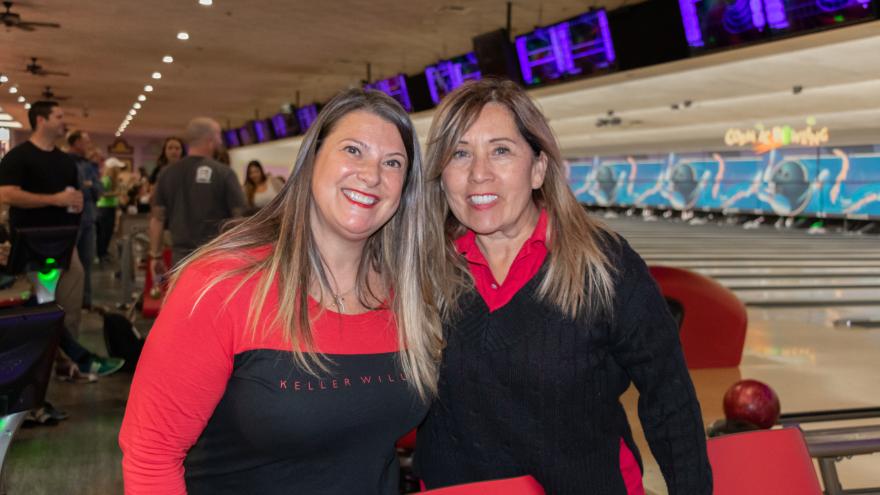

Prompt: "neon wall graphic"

[568,145,880,219]
[515,10,616,86]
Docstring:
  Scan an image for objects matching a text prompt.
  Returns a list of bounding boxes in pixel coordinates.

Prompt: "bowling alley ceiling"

[1,1,879,156]
[0,0,643,137]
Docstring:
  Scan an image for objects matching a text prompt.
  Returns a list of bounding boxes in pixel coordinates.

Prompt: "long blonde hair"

[425,78,618,320]
[170,88,442,400]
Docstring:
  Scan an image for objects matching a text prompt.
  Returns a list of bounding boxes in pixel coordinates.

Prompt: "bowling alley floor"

[4,218,880,494]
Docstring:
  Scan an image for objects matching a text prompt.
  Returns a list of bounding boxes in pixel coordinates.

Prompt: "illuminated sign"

[724,120,829,153]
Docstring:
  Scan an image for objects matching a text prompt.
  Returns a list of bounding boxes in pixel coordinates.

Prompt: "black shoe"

[43,401,70,421]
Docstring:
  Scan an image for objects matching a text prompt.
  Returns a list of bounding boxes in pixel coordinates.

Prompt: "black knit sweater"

[415,237,712,494]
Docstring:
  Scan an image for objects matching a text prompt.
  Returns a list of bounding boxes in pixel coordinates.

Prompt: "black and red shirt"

[119,256,426,494]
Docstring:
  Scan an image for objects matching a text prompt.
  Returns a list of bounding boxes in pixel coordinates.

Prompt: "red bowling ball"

[723,379,781,429]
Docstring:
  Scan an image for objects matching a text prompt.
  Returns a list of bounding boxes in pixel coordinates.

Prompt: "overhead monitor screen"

[425,52,482,105]
[515,9,616,86]
[364,74,413,112]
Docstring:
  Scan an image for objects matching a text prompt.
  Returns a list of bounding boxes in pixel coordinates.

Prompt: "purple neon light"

[515,35,533,84]
[749,0,767,30]
[426,56,473,105]
[253,121,268,142]
[224,130,240,148]
[598,10,616,63]
[515,10,615,85]
[763,0,789,29]
[679,0,704,47]
[296,105,318,132]
[270,114,287,138]
[364,74,412,112]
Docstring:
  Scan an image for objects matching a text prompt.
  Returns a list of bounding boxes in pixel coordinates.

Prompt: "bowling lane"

[603,215,880,493]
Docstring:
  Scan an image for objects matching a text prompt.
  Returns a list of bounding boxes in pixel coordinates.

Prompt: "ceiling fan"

[26,57,69,77]
[1,1,60,31]
[40,86,70,101]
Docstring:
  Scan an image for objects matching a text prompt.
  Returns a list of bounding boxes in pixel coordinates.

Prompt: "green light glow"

[37,269,59,286]
[45,258,56,265]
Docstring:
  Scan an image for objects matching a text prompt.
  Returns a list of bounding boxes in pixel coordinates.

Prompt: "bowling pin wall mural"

[568,145,880,219]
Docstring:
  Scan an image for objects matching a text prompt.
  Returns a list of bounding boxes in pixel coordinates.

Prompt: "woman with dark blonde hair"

[120,88,442,494]
[415,79,712,494]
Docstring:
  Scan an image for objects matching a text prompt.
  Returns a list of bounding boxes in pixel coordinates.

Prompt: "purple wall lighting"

[425,52,481,105]
[296,104,319,132]
[364,74,413,112]
[515,9,616,86]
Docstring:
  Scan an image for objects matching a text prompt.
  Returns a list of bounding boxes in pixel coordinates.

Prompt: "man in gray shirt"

[149,117,246,277]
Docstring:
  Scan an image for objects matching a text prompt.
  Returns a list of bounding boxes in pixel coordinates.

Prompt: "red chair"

[649,265,748,368]
[708,427,822,495]
[397,428,417,450]
[419,476,545,494]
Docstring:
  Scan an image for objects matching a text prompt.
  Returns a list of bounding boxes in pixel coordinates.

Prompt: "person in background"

[0,102,123,389]
[121,89,441,494]
[67,130,103,308]
[96,157,124,262]
[415,79,712,494]
[148,117,246,273]
[243,160,283,211]
[149,137,185,186]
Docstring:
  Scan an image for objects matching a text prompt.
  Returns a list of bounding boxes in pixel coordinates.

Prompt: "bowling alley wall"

[568,144,880,219]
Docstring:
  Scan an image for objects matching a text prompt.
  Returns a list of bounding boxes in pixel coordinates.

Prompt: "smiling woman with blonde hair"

[120,88,442,495]
[415,78,711,494]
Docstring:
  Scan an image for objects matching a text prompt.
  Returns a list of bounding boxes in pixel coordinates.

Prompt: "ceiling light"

[0,113,11,121]
[129,109,137,116]
[133,102,142,109]
[152,72,162,79]
[115,132,121,137]
[9,86,18,94]
[199,0,213,5]
[0,121,23,129]
[0,74,8,83]
[177,31,190,41]
[144,85,154,92]
[17,96,25,103]
[163,55,174,64]
[24,103,30,110]
[138,95,146,101]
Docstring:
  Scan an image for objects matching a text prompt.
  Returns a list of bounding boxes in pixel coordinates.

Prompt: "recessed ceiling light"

[115,132,121,137]
[199,0,213,5]
[138,95,146,101]
[144,85,154,92]
[0,74,8,83]
[152,72,162,79]
[17,96,25,103]
[9,86,18,94]
[133,103,142,109]
[24,103,31,109]
[129,109,137,116]
[163,55,174,64]
[177,31,190,41]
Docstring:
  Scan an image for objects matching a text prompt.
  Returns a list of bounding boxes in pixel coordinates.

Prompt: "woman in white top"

[243,160,283,211]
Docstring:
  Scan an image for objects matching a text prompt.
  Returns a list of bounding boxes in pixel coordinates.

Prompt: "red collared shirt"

[454,209,549,313]
[454,209,645,495]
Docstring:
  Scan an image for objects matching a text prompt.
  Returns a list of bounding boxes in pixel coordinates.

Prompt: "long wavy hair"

[170,88,442,400]
[243,160,268,207]
[425,78,618,320]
